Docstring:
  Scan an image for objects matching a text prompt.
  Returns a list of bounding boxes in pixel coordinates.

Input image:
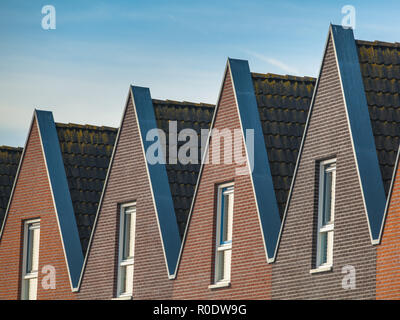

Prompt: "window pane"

[123,212,131,260]
[221,188,233,244]
[327,231,334,265]
[125,264,134,295]
[26,228,34,273]
[223,249,232,281]
[322,170,332,225]
[26,225,40,274]
[222,193,230,243]
[120,266,126,294]
[28,278,38,300]
[216,251,225,282]
[129,210,135,258]
[319,232,328,265]
[31,228,40,272]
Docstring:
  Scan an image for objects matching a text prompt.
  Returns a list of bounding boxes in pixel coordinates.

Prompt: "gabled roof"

[129,86,215,276]
[152,99,215,237]
[252,73,316,217]
[1,110,117,289]
[0,146,22,227]
[274,25,397,252]
[55,123,118,254]
[356,40,400,196]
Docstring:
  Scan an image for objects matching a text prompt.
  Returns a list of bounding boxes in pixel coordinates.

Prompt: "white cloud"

[243,50,300,75]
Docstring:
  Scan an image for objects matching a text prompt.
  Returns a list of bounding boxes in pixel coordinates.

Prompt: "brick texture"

[0,119,76,300]
[271,36,376,300]
[78,96,173,299]
[377,161,400,299]
[172,70,272,299]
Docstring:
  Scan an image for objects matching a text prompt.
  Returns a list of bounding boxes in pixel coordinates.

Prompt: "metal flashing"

[130,85,182,276]
[35,110,84,288]
[330,24,386,241]
[228,58,282,261]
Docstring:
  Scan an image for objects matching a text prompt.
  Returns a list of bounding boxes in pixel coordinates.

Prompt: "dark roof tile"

[152,99,215,238]
[55,123,118,255]
[356,40,400,195]
[0,146,22,227]
[251,73,316,218]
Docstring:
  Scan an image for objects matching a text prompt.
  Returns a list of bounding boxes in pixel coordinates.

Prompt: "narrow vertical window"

[21,220,40,300]
[316,159,336,269]
[117,203,136,298]
[214,183,234,286]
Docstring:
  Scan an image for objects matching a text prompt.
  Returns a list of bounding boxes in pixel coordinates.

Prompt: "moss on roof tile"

[251,73,316,218]
[55,123,118,255]
[151,100,215,238]
[356,40,400,196]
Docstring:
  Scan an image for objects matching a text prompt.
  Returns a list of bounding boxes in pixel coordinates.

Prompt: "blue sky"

[1,0,400,147]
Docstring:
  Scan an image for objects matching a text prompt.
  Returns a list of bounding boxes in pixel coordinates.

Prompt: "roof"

[251,73,316,217]
[356,40,400,196]
[55,123,118,254]
[0,146,22,227]
[152,99,215,237]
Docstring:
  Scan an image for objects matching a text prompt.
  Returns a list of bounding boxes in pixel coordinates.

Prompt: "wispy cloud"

[243,50,300,75]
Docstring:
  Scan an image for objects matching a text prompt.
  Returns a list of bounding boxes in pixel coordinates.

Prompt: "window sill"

[208,281,231,290]
[310,265,332,274]
[112,295,133,300]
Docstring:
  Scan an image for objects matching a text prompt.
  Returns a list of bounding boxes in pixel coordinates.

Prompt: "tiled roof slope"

[152,99,215,238]
[252,73,316,217]
[0,146,22,227]
[357,40,400,196]
[55,123,118,254]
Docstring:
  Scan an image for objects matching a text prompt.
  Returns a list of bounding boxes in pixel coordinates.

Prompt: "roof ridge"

[152,98,215,108]
[251,72,316,82]
[55,122,118,132]
[356,39,400,48]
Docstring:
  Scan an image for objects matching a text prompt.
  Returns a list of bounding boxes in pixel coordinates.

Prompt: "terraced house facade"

[0,110,117,299]
[0,24,400,300]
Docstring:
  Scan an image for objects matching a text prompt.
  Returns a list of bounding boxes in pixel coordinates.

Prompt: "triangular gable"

[228,59,282,261]
[0,110,84,289]
[275,25,387,256]
[330,25,386,242]
[130,86,182,276]
[172,59,284,276]
[77,88,212,288]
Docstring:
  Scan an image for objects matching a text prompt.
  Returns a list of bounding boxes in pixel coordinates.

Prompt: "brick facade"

[377,160,400,299]
[271,36,376,299]
[78,96,173,299]
[172,70,272,299]
[0,119,76,300]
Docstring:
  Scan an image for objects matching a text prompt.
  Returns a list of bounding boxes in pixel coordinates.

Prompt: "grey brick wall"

[272,35,376,299]
[78,96,173,299]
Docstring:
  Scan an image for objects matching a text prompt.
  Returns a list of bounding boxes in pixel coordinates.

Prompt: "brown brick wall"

[377,161,400,299]
[78,96,173,299]
[0,119,76,300]
[271,36,376,299]
[172,70,272,299]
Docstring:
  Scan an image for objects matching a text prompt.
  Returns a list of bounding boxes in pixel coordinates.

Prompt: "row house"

[77,87,215,299]
[1,24,400,300]
[0,110,117,299]
[171,59,315,299]
[272,25,400,299]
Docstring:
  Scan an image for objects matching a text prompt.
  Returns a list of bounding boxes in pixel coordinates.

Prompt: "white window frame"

[21,219,40,300]
[210,183,234,288]
[313,159,336,272]
[116,203,136,299]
